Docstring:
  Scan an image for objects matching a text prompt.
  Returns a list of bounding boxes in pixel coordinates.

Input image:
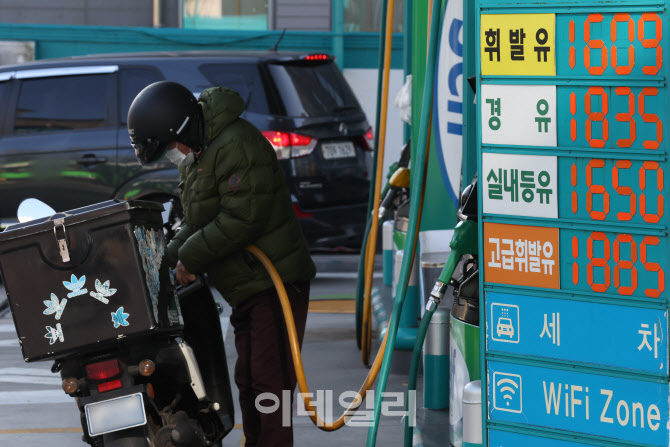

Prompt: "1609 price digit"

[564,12,662,76]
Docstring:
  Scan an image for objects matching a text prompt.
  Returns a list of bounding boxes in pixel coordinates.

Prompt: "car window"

[119,67,165,124]
[267,60,361,118]
[13,74,111,134]
[198,63,270,114]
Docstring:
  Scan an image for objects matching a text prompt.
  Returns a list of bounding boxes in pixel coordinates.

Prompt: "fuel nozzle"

[379,167,411,219]
[426,176,479,311]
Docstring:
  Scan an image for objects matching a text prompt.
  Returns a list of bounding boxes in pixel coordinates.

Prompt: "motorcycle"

[0,199,234,447]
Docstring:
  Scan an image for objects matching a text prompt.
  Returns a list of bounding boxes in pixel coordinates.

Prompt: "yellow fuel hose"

[361,0,396,367]
[246,244,388,431]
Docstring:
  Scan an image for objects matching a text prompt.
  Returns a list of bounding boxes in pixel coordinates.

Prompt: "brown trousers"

[230,281,310,447]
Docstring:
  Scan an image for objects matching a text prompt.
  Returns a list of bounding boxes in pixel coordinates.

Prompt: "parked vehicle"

[0,51,372,250]
[0,198,235,446]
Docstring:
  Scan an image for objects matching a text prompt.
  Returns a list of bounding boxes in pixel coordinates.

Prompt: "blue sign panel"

[487,361,669,446]
[489,430,609,447]
[487,292,668,374]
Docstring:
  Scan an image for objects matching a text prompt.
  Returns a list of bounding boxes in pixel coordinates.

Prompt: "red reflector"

[86,359,120,381]
[363,126,374,151]
[365,127,374,141]
[97,379,123,393]
[290,133,313,147]
[293,203,314,219]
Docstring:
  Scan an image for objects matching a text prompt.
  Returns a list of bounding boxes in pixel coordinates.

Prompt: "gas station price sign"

[477,1,670,446]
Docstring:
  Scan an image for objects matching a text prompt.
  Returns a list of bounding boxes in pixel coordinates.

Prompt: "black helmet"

[127,81,205,165]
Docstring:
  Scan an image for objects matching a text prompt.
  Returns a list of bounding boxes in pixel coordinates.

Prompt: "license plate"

[321,142,355,159]
[85,393,147,437]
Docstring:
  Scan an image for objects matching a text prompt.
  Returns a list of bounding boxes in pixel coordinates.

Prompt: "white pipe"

[153,0,161,28]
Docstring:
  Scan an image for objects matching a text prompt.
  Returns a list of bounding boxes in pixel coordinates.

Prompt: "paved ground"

[0,254,449,446]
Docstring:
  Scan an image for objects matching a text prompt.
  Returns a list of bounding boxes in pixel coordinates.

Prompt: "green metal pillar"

[332,0,345,69]
[462,0,477,184]
[403,0,413,144]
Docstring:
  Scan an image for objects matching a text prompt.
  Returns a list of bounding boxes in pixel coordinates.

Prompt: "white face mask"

[166,148,195,167]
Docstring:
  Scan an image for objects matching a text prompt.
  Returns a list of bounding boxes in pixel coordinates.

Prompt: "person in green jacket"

[127,80,316,446]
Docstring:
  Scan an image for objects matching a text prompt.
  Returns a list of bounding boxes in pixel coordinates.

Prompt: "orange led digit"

[587,232,611,292]
[570,92,577,142]
[641,236,665,298]
[585,87,609,148]
[639,88,662,150]
[640,161,664,223]
[613,160,636,221]
[586,159,609,219]
[571,163,578,214]
[584,14,608,75]
[615,87,636,148]
[639,13,663,75]
[613,234,638,295]
[611,13,635,75]
[572,235,579,285]
[569,19,576,70]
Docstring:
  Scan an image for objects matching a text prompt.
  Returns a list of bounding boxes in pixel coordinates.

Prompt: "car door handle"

[77,154,108,167]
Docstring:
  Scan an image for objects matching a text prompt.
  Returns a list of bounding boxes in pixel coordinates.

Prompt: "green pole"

[462,0,477,184]
[403,0,413,144]
[332,0,345,69]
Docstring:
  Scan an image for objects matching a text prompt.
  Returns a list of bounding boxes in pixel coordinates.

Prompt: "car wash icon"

[491,303,520,343]
[493,372,522,413]
[63,274,88,298]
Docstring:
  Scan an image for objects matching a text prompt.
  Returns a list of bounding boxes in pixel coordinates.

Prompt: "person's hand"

[176,260,196,285]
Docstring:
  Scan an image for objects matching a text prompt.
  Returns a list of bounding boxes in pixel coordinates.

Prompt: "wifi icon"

[493,372,522,413]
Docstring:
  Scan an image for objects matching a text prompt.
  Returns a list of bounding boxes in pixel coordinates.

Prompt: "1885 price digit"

[570,231,665,297]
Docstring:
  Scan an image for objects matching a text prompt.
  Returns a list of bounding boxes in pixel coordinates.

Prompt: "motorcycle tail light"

[138,359,155,377]
[86,359,120,381]
[62,377,79,394]
[97,379,123,393]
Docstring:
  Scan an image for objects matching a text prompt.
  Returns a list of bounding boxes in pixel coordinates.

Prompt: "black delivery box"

[0,200,183,362]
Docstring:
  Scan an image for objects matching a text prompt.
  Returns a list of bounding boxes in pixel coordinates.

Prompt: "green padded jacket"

[165,87,316,306]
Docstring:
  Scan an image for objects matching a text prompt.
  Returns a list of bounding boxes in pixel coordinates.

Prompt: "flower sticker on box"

[63,274,88,298]
[43,293,67,320]
[44,323,64,345]
[90,279,117,304]
[111,307,130,329]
